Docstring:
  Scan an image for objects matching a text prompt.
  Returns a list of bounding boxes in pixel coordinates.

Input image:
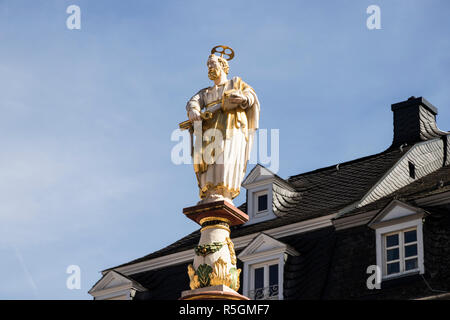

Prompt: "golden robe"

[186,76,260,201]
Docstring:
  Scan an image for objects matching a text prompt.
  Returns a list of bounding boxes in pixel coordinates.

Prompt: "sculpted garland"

[189,236,239,290]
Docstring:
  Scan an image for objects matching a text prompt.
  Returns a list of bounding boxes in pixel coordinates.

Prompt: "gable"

[238,233,298,261]
[242,164,275,187]
[89,271,131,294]
[368,200,425,229]
[103,276,129,290]
[88,270,146,297]
[379,203,417,222]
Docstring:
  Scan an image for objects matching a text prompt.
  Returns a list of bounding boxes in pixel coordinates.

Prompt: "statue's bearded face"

[207,57,222,81]
[208,67,221,81]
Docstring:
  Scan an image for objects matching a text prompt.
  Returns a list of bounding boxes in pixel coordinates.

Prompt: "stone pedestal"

[180,201,249,300]
[183,200,249,226]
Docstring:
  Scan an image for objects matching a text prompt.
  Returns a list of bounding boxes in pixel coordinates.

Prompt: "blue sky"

[0,0,449,299]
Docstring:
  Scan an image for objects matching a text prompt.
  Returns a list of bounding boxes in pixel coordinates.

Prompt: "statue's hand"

[227,91,247,105]
[222,90,248,111]
[188,109,202,122]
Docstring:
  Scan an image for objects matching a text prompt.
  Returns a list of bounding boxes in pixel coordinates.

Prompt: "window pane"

[258,194,268,212]
[269,265,279,297]
[386,234,399,247]
[405,244,418,257]
[386,248,399,261]
[269,264,278,286]
[405,258,418,271]
[387,262,400,275]
[254,267,264,290]
[404,230,417,243]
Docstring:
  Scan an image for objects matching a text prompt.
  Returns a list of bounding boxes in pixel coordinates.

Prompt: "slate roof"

[338,164,450,219]
[282,226,336,299]
[108,145,409,271]
[284,146,410,216]
[292,165,450,299]
[282,165,450,299]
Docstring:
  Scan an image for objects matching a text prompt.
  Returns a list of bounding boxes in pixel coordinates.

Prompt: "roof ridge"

[288,147,406,182]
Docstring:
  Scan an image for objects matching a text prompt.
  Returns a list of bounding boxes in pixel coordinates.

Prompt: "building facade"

[89,97,450,300]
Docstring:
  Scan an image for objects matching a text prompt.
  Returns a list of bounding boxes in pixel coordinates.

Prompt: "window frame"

[244,184,276,225]
[382,227,419,278]
[375,219,424,280]
[249,259,280,300]
[254,190,269,216]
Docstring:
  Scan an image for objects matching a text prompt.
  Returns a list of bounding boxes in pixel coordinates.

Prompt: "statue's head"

[207,54,229,81]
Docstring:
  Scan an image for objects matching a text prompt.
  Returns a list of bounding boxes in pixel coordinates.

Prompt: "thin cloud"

[13,246,38,298]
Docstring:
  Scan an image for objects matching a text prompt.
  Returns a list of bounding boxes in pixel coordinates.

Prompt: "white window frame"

[375,219,424,280]
[243,253,285,300]
[383,227,420,278]
[254,190,269,216]
[249,259,280,300]
[245,184,276,225]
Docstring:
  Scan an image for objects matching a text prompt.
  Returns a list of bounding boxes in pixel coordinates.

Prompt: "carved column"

[180,200,249,300]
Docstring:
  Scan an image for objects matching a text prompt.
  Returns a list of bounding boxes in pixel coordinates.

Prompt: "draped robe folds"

[186,76,260,201]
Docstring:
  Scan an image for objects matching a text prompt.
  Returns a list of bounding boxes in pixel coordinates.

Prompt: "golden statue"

[181,46,260,205]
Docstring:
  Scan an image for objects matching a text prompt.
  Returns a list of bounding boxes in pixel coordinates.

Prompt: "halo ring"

[211,45,235,61]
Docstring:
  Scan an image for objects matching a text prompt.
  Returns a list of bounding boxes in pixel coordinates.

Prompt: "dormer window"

[369,200,425,281]
[241,165,277,225]
[242,165,300,225]
[238,233,299,301]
